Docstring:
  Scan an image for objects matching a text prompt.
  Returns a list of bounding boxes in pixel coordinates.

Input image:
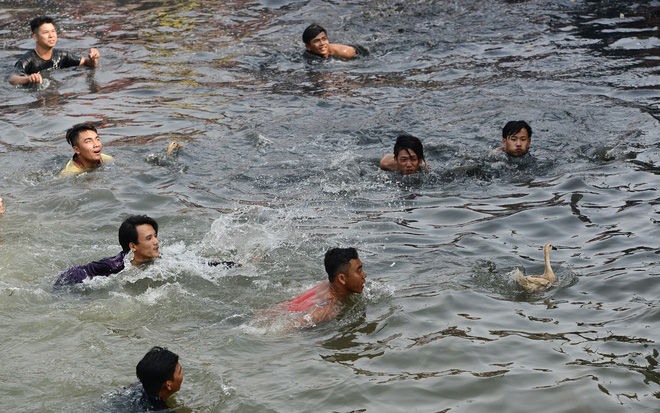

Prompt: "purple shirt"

[54,252,126,286]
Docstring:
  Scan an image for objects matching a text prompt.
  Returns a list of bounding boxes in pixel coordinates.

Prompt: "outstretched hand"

[84,48,100,68]
[88,48,100,60]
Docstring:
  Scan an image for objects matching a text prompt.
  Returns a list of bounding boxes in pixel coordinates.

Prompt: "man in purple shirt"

[8,16,100,86]
[54,215,159,286]
[54,215,239,286]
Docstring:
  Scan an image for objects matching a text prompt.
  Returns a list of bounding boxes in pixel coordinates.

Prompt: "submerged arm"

[207,260,241,268]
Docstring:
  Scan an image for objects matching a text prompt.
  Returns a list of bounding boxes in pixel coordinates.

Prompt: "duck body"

[512,243,557,292]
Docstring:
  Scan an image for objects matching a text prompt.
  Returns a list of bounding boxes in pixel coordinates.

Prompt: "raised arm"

[81,48,100,68]
[329,43,356,59]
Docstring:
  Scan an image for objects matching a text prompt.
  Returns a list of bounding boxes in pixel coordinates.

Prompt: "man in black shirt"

[8,16,100,86]
[135,346,183,410]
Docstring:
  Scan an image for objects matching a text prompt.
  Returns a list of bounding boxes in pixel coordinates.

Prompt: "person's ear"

[305,43,312,51]
[129,241,137,252]
[165,379,174,391]
[337,273,347,285]
[73,145,81,155]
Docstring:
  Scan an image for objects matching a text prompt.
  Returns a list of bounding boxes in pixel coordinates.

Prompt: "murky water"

[1,0,659,412]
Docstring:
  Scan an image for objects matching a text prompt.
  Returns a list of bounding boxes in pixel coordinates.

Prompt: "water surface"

[1,1,659,412]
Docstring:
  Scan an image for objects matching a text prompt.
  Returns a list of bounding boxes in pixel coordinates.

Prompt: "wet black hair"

[393,134,424,162]
[136,346,179,396]
[118,215,159,253]
[30,16,54,34]
[502,120,532,140]
[324,247,359,283]
[302,23,327,45]
[65,123,98,147]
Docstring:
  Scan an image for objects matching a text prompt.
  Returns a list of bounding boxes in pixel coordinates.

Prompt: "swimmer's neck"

[34,44,54,60]
[327,280,349,298]
[72,153,103,169]
[131,257,156,267]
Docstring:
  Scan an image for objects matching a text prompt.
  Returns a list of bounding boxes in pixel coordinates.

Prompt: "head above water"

[136,346,181,398]
[30,16,54,34]
[324,247,358,283]
[118,215,159,254]
[393,134,424,174]
[502,120,532,141]
[501,120,532,156]
[66,123,98,147]
[324,247,366,295]
[302,23,327,45]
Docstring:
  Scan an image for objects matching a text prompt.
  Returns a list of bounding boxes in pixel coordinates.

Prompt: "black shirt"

[106,382,172,412]
[11,49,81,76]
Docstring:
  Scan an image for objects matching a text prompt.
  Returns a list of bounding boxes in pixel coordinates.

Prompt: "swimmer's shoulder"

[101,153,115,162]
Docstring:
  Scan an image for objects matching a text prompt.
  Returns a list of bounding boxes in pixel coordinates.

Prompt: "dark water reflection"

[1,0,659,412]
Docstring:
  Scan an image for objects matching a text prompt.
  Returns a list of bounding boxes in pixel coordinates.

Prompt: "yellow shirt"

[60,153,114,176]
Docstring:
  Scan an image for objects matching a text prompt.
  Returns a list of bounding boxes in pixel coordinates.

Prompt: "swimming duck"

[512,243,557,293]
[167,142,183,156]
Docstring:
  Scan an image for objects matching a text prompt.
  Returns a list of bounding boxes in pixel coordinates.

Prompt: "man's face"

[305,31,330,57]
[131,224,159,262]
[73,130,103,166]
[395,148,420,175]
[169,363,183,396]
[502,128,531,156]
[33,23,57,49]
[344,258,367,294]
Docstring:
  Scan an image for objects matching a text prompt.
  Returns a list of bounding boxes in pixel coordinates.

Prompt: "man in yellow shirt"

[60,123,113,175]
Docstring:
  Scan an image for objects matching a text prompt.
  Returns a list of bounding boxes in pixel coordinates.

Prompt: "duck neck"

[542,248,555,282]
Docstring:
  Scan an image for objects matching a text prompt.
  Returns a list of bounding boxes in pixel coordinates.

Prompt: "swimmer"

[496,120,532,157]
[271,247,367,327]
[54,215,159,285]
[134,346,183,410]
[54,215,238,286]
[8,16,100,86]
[302,23,356,59]
[60,123,114,176]
[380,134,426,175]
